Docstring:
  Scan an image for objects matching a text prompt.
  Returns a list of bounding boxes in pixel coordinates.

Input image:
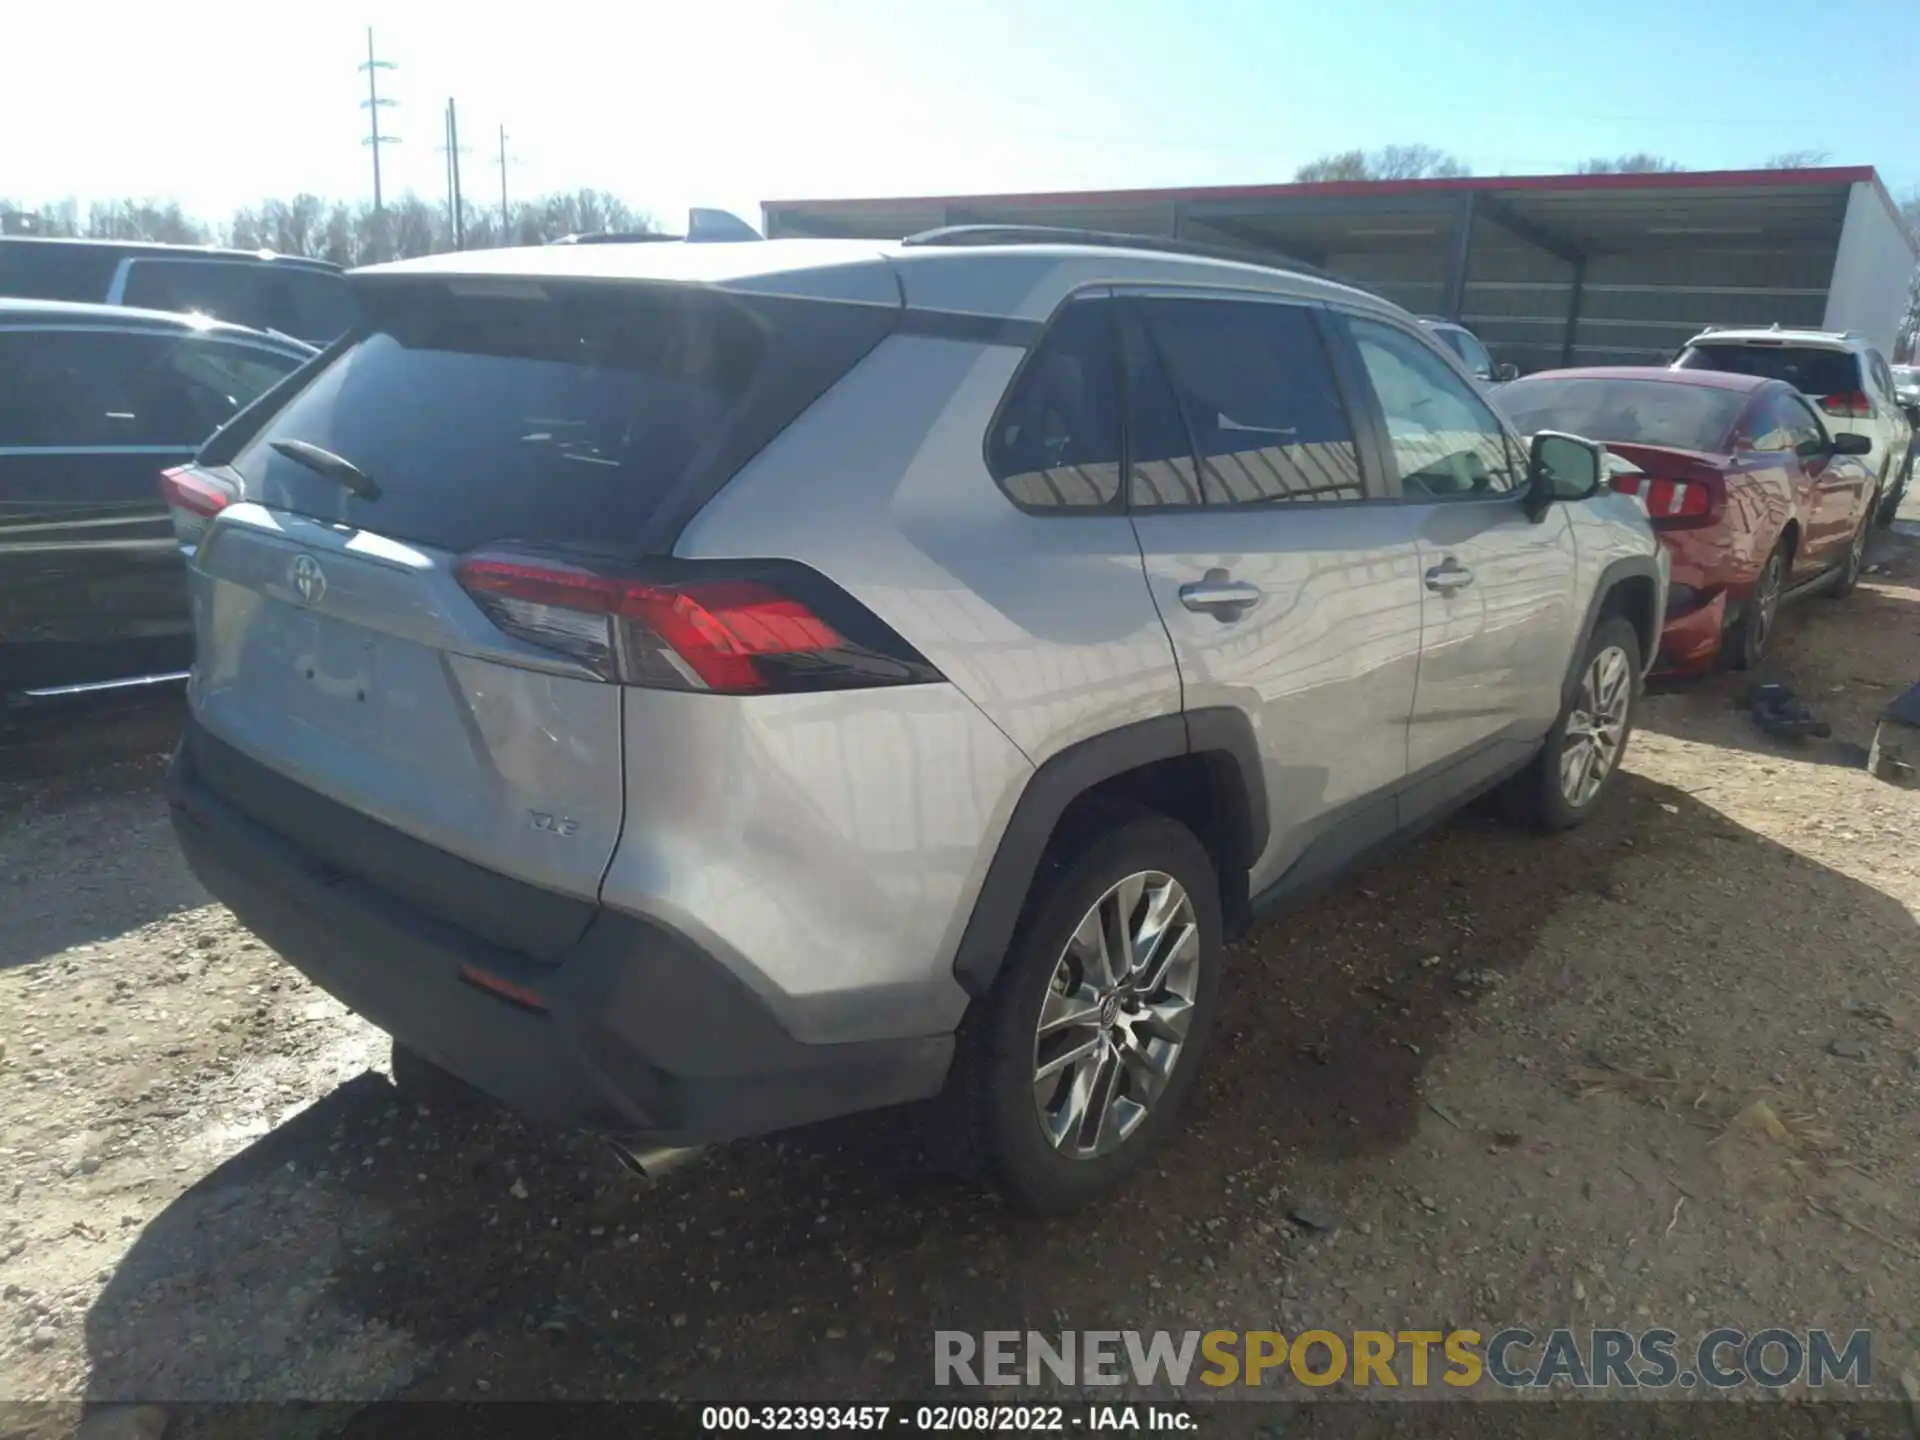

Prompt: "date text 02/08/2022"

[699,1405,1194,1432]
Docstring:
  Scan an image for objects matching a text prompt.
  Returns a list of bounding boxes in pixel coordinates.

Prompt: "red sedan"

[1497,368,1879,675]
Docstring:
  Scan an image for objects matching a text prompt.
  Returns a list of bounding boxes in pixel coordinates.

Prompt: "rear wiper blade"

[269,439,382,501]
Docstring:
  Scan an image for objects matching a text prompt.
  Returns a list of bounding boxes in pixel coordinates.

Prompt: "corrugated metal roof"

[764,166,1882,214]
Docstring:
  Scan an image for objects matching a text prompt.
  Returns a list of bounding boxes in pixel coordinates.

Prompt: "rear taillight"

[1610,472,1715,525]
[159,465,235,550]
[453,550,941,694]
[1818,391,1875,419]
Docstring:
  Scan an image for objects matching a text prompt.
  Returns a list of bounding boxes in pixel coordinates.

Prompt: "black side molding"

[1563,554,1662,702]
[894,309,1043,347]
[949,707,1268,997]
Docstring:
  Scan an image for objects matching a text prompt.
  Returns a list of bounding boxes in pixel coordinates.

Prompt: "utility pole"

[358,28,399,214]
[497,124,512,240]
[442,98,468,250]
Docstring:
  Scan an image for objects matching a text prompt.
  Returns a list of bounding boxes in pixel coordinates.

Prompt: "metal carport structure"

[763,167,1917,372]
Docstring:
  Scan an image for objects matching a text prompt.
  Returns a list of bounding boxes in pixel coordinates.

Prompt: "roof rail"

[898,224,1344,284]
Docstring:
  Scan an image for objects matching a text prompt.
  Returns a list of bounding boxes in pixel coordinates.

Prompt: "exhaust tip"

[609,1142,707,1180]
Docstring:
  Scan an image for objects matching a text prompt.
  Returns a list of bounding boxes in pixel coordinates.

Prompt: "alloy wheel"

[1031,871,1200,1160]
[1560,645,1632,808]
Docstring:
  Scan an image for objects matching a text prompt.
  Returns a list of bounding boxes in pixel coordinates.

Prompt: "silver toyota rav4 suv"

[164,227,1665,1211]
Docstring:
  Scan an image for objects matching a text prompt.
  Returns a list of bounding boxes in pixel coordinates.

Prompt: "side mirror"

[1524,430,1605,520]
[1832,431,1873,456]
[1493,362,1520,383]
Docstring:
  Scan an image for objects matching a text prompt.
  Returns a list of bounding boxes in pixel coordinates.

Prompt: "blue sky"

[6,0,1916,230]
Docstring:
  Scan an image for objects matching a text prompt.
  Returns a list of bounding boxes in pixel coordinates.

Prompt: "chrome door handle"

[1424,559,1474,593]
[1179,574,1263,620]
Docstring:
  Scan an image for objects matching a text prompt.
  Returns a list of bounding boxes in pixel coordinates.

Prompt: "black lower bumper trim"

[166,722,953,1145]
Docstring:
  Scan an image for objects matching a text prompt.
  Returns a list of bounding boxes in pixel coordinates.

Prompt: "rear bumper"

[1652,588,1728,677]
[166,721,953,1145]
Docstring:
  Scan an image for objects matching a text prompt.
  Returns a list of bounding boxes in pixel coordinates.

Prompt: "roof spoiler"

[549,208,764,246]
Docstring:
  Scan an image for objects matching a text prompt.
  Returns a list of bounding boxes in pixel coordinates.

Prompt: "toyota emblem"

[290,553,327,606]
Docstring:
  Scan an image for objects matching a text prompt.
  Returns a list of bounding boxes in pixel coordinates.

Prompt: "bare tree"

[1295,146,1470,182]
[11,189,660,261]
[1572,155,1687,175]
[1371,145,1471,180]
[1293,149,1372,183]
[82,200,210,243]
[1762,150,1832,169]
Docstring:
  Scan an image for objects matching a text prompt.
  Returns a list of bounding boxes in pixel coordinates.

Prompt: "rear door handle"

[1179,573,1263,620]
[1424,558,1474,593]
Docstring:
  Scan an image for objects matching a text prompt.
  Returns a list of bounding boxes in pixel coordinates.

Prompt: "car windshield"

[1675,342,1859,397]
[1496,376,1745,452]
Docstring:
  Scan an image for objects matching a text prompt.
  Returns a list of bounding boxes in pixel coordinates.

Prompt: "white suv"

[1673,327,1914,523]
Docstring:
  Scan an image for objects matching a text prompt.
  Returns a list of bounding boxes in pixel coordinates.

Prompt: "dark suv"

[0,300,311,704]
[0,238,360,346]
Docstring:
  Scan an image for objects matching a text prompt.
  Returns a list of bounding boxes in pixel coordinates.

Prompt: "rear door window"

[1128,297,1365,507]
[0,328,300,447]
[1676,342,1860,399]
[226,279,895,554]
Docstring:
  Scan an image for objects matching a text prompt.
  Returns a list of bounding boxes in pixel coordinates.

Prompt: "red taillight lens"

[160,465,236,550]
[1818,391,1875,419]
[454,551,938,695]
[1610,472,1714,525]
[159,465,233,518]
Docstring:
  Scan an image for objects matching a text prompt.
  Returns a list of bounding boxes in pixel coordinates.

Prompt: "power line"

[358,27,400,214]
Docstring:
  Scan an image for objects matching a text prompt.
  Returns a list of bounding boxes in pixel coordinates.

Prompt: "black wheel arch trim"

[950,708,1267,998]
[1562,554,1662,704]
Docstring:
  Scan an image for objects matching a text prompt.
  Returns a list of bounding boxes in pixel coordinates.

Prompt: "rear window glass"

[226,280,895,554]
[1675,342,1859,398]
[1496,376,1745,454]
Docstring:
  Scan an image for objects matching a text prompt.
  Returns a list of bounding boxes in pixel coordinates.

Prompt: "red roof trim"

[764,166,1879,215]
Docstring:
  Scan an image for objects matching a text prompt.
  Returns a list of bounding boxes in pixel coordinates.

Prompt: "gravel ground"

[2,529,1919,1437]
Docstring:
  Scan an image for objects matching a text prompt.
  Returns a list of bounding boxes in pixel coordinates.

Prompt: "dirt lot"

[3,528,1920,1435]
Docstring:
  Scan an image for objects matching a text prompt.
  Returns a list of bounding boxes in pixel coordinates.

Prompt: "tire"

[947,808,1222,1213]
[1827,491,1874,600]
[1502,616,1641,833]
[389,1039,487,1113]
[1726,540,1788,672]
